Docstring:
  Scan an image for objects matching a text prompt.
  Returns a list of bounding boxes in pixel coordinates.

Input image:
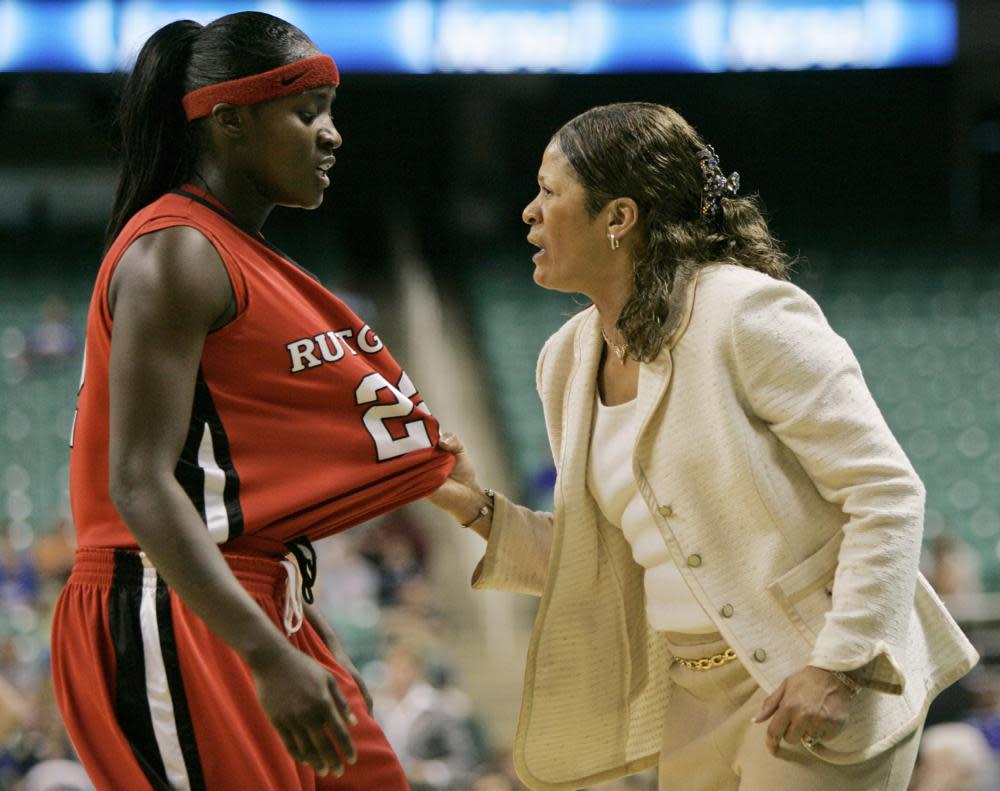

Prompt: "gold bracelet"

[829,669,861,697]
[461,488,495,528]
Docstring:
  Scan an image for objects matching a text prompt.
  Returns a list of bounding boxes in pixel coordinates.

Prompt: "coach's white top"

[471,264,979,791]
[588,396,716,634]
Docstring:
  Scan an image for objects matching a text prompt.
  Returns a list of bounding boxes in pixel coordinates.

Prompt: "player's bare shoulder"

[110,225,234,330]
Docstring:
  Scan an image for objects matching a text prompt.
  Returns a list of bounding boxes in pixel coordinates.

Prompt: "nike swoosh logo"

[281,72,305,86]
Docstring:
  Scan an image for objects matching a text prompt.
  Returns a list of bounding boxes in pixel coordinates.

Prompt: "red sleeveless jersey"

[69,186,454,553]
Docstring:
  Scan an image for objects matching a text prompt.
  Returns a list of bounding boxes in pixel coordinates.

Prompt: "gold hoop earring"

[607,233,620,251]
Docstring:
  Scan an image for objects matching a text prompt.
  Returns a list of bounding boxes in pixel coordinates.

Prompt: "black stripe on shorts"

[156,576,206,791]
[108,550,172,791]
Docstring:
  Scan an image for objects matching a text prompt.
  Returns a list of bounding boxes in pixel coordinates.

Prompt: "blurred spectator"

[0,673,29,745]
[22,758,94,791]
[359,514,429,607]
[0,679,74,788]
[909,722,1000,791]
[0,532,41,605]
[27,680,78,771]
[969,709,1000,754]
[921,533,988,729]
[962,672,1000,751]
[0,517,85,788]
[471,769,519,791]
[314,532,383,666]
[925,672,983,729]
[425,656,492,769]
[26,296,78,365]
[923,534,983,598]
[373,641,478,791]
[470,751,526,791]
[32,519,76,581]
[380,574,452,648]
[317,532,380,608]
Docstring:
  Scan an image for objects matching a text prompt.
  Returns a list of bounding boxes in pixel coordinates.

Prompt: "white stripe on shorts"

[140,567,191,791]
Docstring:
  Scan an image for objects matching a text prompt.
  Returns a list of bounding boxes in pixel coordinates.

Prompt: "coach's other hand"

[753,665,853,757]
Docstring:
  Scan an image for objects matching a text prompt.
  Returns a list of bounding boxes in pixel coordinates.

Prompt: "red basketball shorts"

[51,547,409,791]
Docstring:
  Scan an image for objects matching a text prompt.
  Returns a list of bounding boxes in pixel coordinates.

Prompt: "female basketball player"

[51,12,453,790]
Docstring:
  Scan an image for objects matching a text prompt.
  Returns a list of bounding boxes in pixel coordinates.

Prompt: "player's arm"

[108,227,356,777]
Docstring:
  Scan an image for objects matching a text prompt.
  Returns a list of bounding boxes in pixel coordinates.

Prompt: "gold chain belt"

[673,647,738,671]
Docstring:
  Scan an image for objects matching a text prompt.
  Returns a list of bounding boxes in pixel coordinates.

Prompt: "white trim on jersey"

[140,567,191,791]
[197,424,231,543]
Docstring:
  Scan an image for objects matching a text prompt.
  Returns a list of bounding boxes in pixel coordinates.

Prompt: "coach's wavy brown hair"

[555,102,792,362]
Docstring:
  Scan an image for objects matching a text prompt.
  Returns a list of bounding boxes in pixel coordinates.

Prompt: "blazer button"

[686,554,702,568]
[753,648,767,662]
[658,504,673,517]
[720,603,734,618]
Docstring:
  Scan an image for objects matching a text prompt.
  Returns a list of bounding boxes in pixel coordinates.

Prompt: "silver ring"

[801,735,819,748]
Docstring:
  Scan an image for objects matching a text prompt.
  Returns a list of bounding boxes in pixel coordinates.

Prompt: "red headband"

[182,54,340,121]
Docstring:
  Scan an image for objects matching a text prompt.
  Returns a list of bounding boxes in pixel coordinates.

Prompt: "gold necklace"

[601,329,628,364]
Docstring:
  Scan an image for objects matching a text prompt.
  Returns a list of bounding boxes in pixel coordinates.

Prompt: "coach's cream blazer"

[473,264,978,791]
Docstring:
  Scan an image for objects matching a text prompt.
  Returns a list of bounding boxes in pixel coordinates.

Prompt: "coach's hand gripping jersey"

[70,186,455,552]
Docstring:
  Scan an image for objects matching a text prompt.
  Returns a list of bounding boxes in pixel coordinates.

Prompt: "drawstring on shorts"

[137,543,318,637]
[280,537,317,635]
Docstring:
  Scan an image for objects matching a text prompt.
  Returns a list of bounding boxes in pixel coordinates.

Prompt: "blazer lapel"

[558,270,702,498]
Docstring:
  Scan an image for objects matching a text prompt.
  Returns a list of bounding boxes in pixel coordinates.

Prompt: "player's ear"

[209,103,246,139]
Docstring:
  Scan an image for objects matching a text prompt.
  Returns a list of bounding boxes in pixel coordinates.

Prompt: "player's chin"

[280,173,330,209]
[283,190,325,211]
[303,192,325,210]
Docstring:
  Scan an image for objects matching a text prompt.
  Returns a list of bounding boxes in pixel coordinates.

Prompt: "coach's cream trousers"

[659,632,922,791]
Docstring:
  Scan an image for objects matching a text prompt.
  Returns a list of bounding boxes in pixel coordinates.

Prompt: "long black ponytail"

[105,12,318,247]
[106,20,202,247]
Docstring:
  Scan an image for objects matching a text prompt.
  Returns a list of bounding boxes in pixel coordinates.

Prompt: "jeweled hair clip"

[697,144,740,218]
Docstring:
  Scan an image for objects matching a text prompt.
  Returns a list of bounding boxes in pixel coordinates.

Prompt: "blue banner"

[0,0,957,73]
